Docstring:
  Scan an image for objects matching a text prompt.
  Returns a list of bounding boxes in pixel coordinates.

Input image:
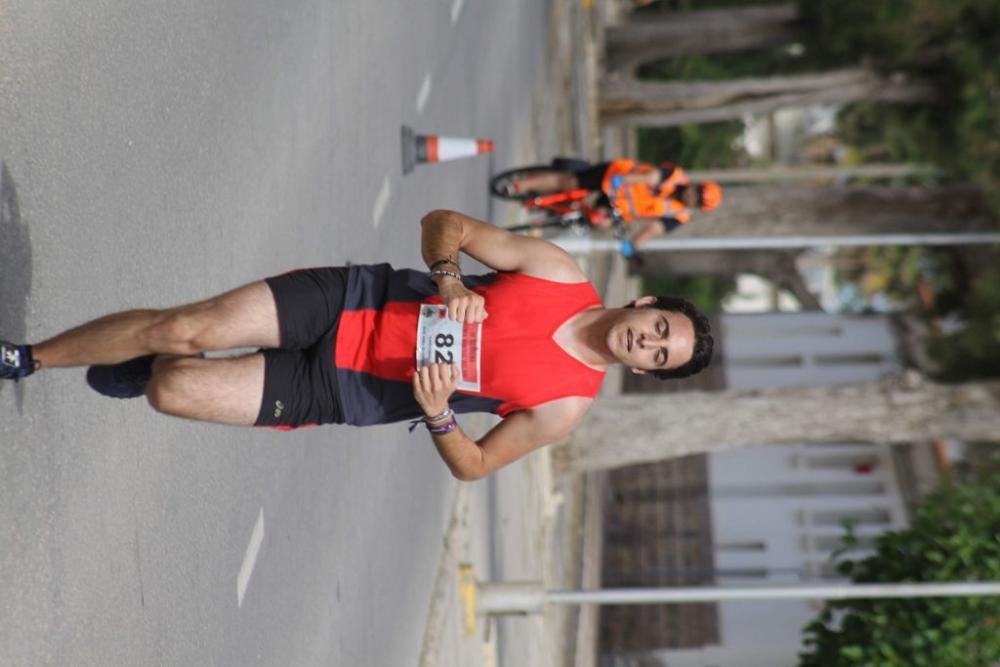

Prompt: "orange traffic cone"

[402,125,495,174]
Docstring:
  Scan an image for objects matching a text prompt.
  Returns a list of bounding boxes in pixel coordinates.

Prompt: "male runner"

[1,210,712,480]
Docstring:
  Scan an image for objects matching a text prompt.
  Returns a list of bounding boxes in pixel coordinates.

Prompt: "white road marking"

[450,0,464,24]
[237,508,265,608]
[372,176,392,229]
[416,73,432,114]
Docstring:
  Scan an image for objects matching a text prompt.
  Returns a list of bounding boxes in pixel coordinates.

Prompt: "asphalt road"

[0,1,549,663]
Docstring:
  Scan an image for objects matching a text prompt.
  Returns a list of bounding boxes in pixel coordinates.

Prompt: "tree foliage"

[798,0,1000,203]
[632,0,999,197]
[799,479,1000,667]
[927,265,1000,381]
[637,122,745,169]
[640,274,735,312]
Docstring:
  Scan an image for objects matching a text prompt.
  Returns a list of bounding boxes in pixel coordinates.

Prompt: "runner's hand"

[413,363,460,416]
[436,279,488,323]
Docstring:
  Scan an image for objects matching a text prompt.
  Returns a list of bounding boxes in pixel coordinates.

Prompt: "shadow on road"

[0,161,33,411]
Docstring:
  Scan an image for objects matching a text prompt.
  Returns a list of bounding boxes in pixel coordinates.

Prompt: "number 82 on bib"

[416,305,482,393]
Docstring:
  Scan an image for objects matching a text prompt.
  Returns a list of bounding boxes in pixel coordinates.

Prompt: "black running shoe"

[86,355,156,399]
[0,341,35,381]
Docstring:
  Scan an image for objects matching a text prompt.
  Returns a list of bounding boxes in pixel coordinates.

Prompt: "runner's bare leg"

[146,353,266,426]
[31,282,280,368]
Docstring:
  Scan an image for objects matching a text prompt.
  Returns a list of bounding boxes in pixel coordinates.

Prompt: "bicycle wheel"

[489,166,571,200]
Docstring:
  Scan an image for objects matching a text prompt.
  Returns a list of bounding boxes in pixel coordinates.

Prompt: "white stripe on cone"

[433,137,494,161]
[420,135,494,163]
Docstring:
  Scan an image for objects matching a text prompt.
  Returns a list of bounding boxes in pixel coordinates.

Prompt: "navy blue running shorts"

[255,267,348,428]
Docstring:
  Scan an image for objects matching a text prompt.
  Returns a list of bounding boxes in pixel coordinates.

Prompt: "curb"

[417,484,473,667]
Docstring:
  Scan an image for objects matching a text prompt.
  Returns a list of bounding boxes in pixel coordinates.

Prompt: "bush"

[799,479,1000,667]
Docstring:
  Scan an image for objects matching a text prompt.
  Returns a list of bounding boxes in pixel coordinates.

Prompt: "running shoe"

[0,341,35,381]
[86,355,156,399]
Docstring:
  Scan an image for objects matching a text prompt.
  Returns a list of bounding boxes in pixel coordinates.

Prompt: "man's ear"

[631,368,646,375]
[632,295,657,308]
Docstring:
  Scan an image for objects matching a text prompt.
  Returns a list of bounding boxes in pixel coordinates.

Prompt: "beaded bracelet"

[430,269,462,282]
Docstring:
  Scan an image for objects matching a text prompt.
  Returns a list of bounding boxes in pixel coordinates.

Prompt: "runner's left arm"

[468,399,591,478]
[413,362,590,480]
[435,404,590,481]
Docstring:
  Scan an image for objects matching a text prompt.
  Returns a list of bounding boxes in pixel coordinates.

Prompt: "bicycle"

[489,166,639,258]
[490,165,641,264]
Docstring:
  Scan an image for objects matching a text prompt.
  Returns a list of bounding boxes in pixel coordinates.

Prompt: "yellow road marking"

[459,563,477,636]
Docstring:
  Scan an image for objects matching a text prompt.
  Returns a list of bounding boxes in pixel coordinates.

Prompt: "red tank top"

[333,265,606,425]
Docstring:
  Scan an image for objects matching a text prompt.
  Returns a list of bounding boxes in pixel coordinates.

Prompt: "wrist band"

[425,408,453,424]
[430,269,462,282]
[427,415,458,435]
[429,259,460,271]
[407,408,455,433]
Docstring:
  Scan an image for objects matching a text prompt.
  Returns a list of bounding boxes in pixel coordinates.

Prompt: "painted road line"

[237,508,265,608]
[416,73,432,114]
[450,0,464,24]
[372,176,392,229]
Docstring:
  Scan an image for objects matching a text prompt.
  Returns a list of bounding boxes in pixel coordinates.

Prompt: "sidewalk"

[417,2,638,666]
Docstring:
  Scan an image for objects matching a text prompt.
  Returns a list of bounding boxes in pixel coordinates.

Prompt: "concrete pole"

[687,164,937,184]
[476,581,1000,616]
[554,232,1000,255]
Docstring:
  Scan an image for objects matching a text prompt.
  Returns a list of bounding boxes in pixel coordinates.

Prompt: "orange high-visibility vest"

[600,160,691,223]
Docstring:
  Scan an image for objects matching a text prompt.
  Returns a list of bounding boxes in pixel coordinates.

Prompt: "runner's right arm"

[420,209,585,298]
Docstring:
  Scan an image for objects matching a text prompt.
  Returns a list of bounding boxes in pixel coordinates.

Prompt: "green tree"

[799,479,1000,667]
[798,0,1000,204]
[928,266,1000,382]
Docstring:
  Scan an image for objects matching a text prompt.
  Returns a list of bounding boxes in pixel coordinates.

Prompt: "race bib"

[416,304,482,393]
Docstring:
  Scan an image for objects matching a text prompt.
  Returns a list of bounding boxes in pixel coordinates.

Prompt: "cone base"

[401,125,417,174]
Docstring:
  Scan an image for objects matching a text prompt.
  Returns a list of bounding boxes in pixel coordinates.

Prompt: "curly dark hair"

[624,296,714,380]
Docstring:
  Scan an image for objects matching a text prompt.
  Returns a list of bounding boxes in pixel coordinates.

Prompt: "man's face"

[607,297,696,373]
[679,185,699,208]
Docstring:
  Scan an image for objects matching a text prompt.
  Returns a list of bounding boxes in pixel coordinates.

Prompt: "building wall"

[600,457,718,652]
[722,311,899,388]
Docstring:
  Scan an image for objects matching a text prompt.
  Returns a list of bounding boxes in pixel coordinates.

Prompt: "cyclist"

[505,158,722,255]
[2,209,714,481]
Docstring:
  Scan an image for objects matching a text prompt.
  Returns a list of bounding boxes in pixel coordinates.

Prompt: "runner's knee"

[145,358,192,415]
[144,310,213,355]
